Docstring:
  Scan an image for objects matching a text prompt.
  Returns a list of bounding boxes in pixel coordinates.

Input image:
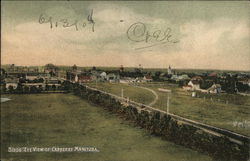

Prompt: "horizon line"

[1,64,250,72]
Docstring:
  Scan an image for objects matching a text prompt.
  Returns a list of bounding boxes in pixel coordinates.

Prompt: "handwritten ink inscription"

[126,22,179,50]
[38,9,95,32]
[38,10,178,51]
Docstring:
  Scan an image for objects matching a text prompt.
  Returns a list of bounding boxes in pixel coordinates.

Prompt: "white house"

[6,83,18,90]
[187,80,201,90]
[100,72,107,81]
[143,75,153,82]
[106,73,120,82]
[25,75,38,81]
[5,78,19,90]
[208,84,222,94]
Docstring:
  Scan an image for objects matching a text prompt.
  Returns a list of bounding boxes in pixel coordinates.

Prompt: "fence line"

[83,84,249,144]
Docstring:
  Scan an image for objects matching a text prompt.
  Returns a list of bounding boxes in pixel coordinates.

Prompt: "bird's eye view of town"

[1,1,250,161]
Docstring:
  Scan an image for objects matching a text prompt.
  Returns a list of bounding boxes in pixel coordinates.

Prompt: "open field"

[1,94,212,161]
[86,82,250,136]
[86,82,156,105]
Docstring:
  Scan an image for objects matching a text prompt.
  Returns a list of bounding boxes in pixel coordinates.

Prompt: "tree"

[200,81,213,89]
[236,82,249,92]
[8,85,14,93]
[49,71,55,77]
[178,80,188,87]
[38,85,43,93]
[0,83,7,93]
[30,86,38,93]
[38,78,44,83]
[62,81,72,91]
[33,79,38,83]
[152,71,161,81]
[223,75,237,94]
[52,85,56,91]
[15,84,23,94]
[24,86,30,93]
[45,84,50,91]
[19,77,26,83]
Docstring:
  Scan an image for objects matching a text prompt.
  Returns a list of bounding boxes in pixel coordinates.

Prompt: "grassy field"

[137,83,250,136]
[86,82,155,105]
[1,94,212,161]
[86,82,250,136]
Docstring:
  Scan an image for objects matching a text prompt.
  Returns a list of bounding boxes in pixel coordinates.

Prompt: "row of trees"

[19,77,45,83]
[1,84,66,94]
[0,80,74,94]
[4,85,44,94]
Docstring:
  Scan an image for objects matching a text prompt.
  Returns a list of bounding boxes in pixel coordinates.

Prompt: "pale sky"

[1,1,250,71]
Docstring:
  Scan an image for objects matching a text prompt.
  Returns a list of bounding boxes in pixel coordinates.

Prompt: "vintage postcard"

[1,1,249,161]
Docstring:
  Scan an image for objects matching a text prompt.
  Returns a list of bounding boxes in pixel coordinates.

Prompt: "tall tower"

[168,65,172,75]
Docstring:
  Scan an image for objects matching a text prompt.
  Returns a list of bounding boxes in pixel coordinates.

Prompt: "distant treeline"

[0,81,72,94]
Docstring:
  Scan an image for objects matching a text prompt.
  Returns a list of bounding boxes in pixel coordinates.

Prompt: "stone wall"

[72,83,249,161]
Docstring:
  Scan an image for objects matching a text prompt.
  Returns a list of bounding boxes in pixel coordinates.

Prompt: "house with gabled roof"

[143,75,153,82]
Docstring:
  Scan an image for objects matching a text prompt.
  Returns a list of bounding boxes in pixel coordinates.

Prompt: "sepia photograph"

[1,1,250,161]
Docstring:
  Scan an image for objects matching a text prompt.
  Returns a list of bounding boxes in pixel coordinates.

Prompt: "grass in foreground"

[1,94,212,161]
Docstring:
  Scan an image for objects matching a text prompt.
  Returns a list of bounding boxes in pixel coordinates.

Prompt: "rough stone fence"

[71,82,249,161]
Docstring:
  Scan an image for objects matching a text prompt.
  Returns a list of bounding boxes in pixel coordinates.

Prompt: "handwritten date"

[38,9,95,32]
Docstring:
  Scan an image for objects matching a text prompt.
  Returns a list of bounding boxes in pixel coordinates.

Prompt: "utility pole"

[121,88,124,98]
[167,92,170,114]
[158,88,171,114]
